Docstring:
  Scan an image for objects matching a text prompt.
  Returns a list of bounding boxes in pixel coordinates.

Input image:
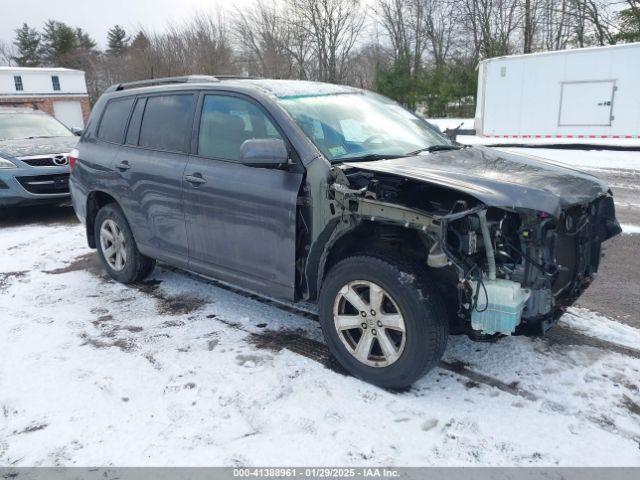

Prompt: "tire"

[318,255,448,389]
[94,203,155,284]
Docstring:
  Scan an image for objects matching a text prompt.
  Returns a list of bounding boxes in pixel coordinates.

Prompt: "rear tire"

[94,203,155,284]
[318,255,448,389]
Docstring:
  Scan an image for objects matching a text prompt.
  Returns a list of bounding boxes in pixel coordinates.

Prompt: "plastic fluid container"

[469,279,531,335]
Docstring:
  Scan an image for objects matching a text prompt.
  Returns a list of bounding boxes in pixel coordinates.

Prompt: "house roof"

[0,66,85,74]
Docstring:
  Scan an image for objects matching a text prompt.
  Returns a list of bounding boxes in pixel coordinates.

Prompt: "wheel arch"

[85,191,122,248]
[306,220,433,302]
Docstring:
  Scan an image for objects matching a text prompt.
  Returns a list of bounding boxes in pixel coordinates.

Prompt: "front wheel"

[318,255,448,389]
[94,203,155,284]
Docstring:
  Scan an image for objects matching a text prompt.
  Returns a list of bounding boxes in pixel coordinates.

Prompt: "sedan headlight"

[0,158,17,169]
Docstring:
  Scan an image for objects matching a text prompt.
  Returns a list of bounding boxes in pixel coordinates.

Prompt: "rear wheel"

[318,255,448,389]
[95,203,155,283]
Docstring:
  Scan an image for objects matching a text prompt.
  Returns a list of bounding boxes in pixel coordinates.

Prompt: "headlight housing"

[0,158,17,169]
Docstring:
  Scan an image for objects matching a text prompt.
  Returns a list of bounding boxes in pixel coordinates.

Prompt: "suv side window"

[138,94,195,152]
[198,95,282,161]
[97,97,135,143]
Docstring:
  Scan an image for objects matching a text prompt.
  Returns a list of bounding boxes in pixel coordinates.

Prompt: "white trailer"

[474,42,640,140]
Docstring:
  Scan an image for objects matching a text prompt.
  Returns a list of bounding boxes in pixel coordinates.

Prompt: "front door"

[183,94,303,300]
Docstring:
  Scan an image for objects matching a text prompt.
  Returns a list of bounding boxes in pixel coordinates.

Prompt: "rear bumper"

[0,166,70,207]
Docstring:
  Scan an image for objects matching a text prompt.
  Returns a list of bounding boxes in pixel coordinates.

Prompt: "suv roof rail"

[105,75,220,93]
[213,75,261,80]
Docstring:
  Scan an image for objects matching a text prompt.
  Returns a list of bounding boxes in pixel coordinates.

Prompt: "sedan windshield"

[278,92,451,162]
[0,113,73,141]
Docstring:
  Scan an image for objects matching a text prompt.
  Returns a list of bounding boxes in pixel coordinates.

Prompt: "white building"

[474,42,640,139]
[0,67,90,129]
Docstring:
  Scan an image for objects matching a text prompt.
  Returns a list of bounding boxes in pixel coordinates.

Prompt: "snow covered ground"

[1,217,639,467]
[497,148,640,172]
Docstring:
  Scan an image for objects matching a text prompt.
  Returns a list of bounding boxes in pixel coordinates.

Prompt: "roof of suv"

[229,79,359,97]
[105,76,361,99]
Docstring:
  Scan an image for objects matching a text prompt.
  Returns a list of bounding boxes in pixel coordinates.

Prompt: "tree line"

[1,0,639,117]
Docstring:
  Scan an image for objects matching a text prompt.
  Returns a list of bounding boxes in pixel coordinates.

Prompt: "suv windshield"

[0,113,73,141]
[278,92,451,162]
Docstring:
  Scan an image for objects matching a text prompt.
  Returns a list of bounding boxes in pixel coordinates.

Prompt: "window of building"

[97,97,135,144]
[138,94,195,152]
[198,95,282,160]
[14,76,23,91]
[52,76,61,91]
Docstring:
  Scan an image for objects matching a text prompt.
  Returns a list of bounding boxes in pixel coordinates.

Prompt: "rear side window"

[138,94,194,152]
[98,97,135,143]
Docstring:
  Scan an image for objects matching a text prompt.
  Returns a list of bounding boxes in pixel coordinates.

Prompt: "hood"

[0,136,78,159]
[343,146,609,216]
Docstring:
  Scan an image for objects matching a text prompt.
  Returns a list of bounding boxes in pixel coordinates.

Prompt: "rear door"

[114,93,196,265]
[559,81,615,126]
[183,93,303,300]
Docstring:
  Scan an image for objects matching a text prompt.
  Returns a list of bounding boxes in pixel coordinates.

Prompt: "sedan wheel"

[333,280,406,367]
[99,218,127,271]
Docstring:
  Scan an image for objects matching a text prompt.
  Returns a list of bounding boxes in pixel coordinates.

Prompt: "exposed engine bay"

[325,165,622,337]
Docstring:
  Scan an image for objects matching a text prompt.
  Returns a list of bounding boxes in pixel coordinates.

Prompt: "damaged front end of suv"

[318,147,621,338]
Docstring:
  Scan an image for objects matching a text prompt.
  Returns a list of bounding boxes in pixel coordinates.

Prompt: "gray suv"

[70,76,620,388]
[0,106,78,208]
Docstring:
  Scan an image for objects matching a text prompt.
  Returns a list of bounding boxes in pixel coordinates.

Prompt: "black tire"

[318,255,448,389]
[94,203,155,284]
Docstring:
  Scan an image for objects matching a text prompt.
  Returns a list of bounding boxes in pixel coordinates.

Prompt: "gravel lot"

[1,148,639,466]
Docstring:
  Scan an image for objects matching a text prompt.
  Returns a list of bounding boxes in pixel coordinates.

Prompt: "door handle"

[184,173,207,186]
[116,160,131,171]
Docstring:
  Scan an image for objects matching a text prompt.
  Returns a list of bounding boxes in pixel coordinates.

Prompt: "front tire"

[94,203,155,284]
[318,255,448,389]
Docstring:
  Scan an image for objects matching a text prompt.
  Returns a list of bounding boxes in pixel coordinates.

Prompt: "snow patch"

[497,148,640,172]
[560,307,640,351]
[621,224,640,234]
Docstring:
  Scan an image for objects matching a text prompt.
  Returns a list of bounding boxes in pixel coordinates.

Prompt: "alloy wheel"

[333,280,406,367]
[99,219,127,271]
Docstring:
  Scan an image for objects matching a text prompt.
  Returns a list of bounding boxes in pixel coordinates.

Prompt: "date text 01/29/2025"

[232,467,400,478]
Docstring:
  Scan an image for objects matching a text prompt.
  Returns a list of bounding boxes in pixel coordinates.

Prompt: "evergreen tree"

[617,5,640,42]
[130,31,151,51]
[107,25,129,55]
[75,27,97,51]
[12,23,41,67]
[40,20,78,66]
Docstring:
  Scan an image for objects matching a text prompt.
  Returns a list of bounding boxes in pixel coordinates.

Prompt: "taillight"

[69,148,79,170]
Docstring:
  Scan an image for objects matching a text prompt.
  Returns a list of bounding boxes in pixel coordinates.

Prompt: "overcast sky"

[1,0,257,48]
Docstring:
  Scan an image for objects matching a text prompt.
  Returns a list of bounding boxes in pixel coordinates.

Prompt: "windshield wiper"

[407,144,462,155]
[334,153,406,163]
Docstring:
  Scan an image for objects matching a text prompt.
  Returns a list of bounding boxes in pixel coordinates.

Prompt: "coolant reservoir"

[469,279,531,335]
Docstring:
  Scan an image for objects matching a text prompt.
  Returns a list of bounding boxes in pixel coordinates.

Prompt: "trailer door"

[558,81,615,126]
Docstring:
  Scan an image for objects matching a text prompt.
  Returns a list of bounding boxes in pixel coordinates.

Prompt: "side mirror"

[240,138,288,167]
[71,127,84,136]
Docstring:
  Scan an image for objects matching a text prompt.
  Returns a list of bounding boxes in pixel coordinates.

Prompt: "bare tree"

[377,0,427,74]
[0,40,16,66]
[423,0,458,66]
[233,0,295,78]
[289,0,365,83]
[457,0,523,59]
[540,0,572,50]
